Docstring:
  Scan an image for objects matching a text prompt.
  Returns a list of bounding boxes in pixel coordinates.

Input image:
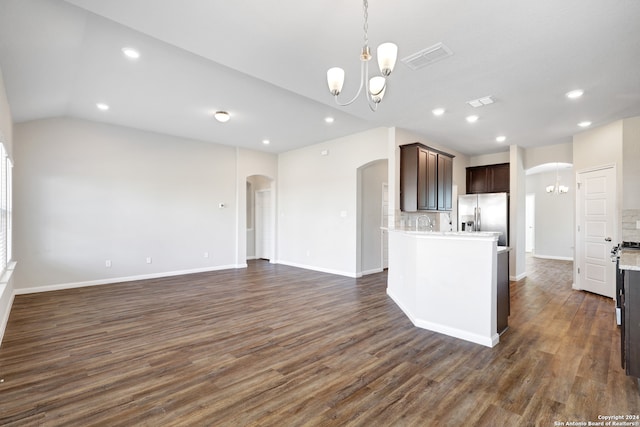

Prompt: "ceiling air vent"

[401,42,453,71]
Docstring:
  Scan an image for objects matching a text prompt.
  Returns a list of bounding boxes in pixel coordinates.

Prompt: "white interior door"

[255,189,271,260]
[576,167,616,298]
[525,194,535,253]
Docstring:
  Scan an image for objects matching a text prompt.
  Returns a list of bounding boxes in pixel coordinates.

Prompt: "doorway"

[246,175,274,262]
[356,159,388,276]
[575,166,616,298]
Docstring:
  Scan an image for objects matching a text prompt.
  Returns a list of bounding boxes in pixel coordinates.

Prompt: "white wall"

[525,142,572,170]
[277,127,388,277]
[623,117,640,210]
[14,117,244,291]
[526,169,574,259]
[469,151,509,167]
[510,145,526,280]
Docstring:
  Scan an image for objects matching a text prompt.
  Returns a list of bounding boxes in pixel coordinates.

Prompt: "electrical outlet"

[636,220,640,230]
[105,260,112,268]
[146,257,152,264]
[203,251,209,258]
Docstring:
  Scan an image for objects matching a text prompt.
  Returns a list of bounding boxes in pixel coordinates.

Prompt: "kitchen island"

[387,228,503,347]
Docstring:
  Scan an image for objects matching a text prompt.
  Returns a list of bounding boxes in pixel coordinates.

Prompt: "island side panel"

[387,231,418,321]
[386,230,499,347]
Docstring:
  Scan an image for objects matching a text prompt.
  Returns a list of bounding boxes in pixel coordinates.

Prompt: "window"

[0,143,12,275]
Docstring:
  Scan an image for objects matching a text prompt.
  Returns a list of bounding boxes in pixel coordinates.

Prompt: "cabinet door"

[466,166,487,194]
[437,155,453,210]
[425,150,438,210]
[417,148,428,210]
[488,163,510,193]
[400,145,419,212]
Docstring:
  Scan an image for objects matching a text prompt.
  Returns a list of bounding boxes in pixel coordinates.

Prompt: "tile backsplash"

[395,212,454,232]
[622,209,640,242]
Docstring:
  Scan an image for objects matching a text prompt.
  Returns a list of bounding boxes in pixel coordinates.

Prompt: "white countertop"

[386,227,501,241]
[620,249,640,271]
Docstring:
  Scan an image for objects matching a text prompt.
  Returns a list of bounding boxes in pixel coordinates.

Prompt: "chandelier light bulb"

[327,67,345,96]
[369,76,387,103]
[377,43,398,76]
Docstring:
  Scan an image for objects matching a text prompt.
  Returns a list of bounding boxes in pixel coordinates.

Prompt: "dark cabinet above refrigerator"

[466,163,510,194]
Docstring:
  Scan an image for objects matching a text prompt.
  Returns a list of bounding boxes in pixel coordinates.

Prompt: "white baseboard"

[387,288,499,348]
[533,254,574,261]
[275,260,357,278]
[14,264,244,295]
[510,272,527,281]
[360,268,384,276]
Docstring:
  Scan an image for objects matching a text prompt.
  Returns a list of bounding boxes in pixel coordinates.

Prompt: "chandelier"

[546,163,569,194]
[326,0,398,111]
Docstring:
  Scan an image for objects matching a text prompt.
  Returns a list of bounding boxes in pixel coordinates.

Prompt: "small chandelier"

[546,163,569,194]
[326,0,398,111]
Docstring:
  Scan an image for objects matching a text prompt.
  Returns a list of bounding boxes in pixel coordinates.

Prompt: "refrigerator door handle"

[473,207,477,231]
[477,207,481,231]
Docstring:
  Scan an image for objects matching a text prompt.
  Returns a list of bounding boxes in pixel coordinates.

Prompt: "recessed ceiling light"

[432,108,445,116]
[96,103,109,111]
[496,136,506,143]
[578,121,592,128]
[466,115,479,123]
[325,117,334,123]
[122,47,140,59]
[262,139,270,145]
[566,89,584,99]
[214,111,230,123]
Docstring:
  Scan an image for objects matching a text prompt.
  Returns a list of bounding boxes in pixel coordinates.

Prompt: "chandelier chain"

[363,0,369,47]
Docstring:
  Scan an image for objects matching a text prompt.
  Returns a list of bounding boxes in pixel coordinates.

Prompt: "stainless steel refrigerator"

[458,192,509,246]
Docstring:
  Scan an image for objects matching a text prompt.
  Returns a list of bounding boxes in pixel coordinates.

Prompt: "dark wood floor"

[0,256,638,426]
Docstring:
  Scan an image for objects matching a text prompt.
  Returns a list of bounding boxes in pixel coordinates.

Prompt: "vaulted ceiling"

[1,0,639,155]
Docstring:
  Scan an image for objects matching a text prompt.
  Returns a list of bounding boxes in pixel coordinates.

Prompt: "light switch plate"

[636,220,640,229]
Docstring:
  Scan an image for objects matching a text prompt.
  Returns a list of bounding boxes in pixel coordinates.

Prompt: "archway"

[524,162,574,260]
[356,159,389,276]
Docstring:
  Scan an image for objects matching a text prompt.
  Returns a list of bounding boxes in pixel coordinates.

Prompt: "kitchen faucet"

[417,215,433,231]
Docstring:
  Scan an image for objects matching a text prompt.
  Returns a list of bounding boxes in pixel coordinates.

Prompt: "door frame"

[255,188,272,261]
[574,164,617,297]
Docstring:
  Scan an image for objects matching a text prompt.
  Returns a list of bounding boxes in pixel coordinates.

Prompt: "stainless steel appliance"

[458,192,509,246]
[611,241,640,324]
[611,241,640,372]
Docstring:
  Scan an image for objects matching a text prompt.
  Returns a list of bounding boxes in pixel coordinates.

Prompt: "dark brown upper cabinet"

[400,143,455,212]
[466,163,510,194]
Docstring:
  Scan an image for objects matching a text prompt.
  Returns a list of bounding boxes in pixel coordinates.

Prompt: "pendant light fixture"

[545,163,569,194]
[326,0,398,111]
